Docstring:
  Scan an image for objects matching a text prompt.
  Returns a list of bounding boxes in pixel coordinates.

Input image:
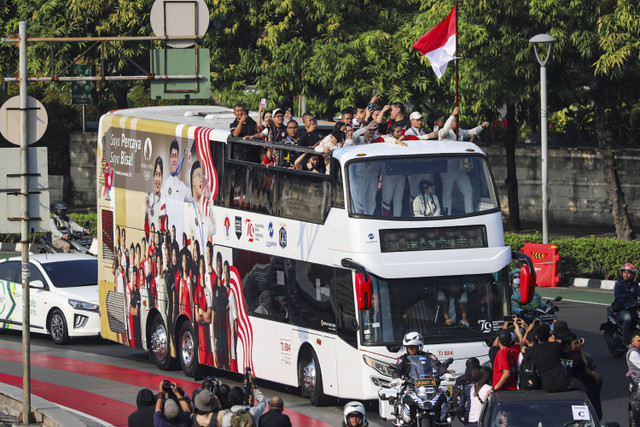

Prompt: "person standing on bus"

[146,156,166,235]
[375,102,410,134]
[195,255,214,366]
[161,139,191,249]
[297,113,321,147]
[212,252,230,369]
[380,124,408,216]
[184,161,216,252]
[224,260,239,371]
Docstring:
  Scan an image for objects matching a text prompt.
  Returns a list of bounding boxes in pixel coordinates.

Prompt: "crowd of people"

[229,97,489,172]
[128,375,292,427]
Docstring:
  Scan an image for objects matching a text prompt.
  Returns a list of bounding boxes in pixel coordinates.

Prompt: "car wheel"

[299,349,327,406]
[178,322,200,377]
[149,316,177,370]
[48,309,69,345]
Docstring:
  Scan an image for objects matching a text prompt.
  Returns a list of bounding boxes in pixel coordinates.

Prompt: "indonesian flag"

[413,6,457,79]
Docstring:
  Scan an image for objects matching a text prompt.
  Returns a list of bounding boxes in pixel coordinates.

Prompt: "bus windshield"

[360,268,509,345]
[347,154,498,218]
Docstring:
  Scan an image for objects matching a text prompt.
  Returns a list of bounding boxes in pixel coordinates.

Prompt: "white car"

[0,253,99,344]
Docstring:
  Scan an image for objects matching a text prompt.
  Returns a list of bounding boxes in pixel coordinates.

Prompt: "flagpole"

[455,0,459,140]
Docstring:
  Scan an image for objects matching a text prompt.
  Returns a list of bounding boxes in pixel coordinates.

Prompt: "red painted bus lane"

[0,349,331,427]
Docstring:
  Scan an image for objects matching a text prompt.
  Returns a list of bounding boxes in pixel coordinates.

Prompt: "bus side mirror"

[519,264,536,304]
[355,272,372,310]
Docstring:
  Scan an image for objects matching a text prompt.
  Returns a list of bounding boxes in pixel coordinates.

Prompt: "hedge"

[0,210,97,244]
[506,232,640,280]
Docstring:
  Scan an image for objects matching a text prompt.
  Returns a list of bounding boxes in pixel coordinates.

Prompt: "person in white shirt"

[413,180,442,217]
[380,124,408,216]
[437,107,489,214]
[161,139,192,249]
[468,366,493,424]
[183,160,216,252]
[146,157,166,234]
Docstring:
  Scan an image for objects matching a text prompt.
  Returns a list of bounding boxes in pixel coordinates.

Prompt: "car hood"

[52,286,99,304]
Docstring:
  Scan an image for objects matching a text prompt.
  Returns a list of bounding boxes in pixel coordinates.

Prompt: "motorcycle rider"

[393,332,448,425]
[613,263,640,344]
[510,268,547,319]
[50,201,90,253]
[342,401,368,427]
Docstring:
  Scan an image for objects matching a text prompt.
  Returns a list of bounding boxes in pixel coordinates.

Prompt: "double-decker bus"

[96,105,535,403]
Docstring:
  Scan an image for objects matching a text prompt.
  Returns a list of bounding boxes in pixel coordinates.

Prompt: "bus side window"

[290,261,335,329]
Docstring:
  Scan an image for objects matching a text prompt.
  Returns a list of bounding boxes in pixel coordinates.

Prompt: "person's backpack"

[230,408,255,427]
[519,356,541,390]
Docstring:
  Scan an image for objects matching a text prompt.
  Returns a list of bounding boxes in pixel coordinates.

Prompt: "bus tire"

[299,349,327,406]
[178,321,200,377]
[149,315,177,370]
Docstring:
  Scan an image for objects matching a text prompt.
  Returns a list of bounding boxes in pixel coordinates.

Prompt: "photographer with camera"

[154,380,192,427]
[220,369,266,427]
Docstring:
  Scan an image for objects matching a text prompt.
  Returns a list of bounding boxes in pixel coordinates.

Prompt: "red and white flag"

[413,6,457,79]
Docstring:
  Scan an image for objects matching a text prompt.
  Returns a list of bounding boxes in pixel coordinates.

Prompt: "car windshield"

[488,400,598,427]
[347,154,498,218]
[41,260,97,288]
[360,268,510,345]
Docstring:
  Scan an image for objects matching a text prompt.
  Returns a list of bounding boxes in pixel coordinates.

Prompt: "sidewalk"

[0,383,105,427]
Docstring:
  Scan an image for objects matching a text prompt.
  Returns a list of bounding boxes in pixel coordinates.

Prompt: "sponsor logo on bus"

[143,137,152,161]
[224,216,231,240]
[235,216,242,240]
[365,232,379,245]
[266,222,277,247]
[279,224,287,249]
[246,219,255,242]
[253,222,265,242]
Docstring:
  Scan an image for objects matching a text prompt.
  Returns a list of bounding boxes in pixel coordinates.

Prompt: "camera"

[202,376,221,395]
[243,367,254,406]
[162,379,172,392]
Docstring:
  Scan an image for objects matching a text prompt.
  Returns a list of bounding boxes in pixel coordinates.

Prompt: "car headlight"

[363,354,396,377]
[68,299,99,312]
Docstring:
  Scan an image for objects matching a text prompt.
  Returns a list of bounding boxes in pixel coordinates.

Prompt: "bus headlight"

[68,299,99,313]
[363,354,395,377]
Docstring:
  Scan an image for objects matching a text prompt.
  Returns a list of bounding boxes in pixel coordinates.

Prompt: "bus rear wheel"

[178,322,200,377]
[299,350,327,406]
[149,316,176,370]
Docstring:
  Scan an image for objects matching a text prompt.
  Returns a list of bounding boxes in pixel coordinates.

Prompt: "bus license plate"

[415,378,436,387]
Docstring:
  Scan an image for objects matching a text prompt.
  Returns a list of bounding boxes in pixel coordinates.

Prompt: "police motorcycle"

[378,355,455,427]
[34,202,95,255]
[518,295,563,325]
[601,301,640,357]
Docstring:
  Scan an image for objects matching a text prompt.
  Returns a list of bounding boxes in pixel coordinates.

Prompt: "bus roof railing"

[226,136,325,156]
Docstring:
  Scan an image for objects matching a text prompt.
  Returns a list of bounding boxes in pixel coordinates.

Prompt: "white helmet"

[343,401,366,425]
[403,331,423,352]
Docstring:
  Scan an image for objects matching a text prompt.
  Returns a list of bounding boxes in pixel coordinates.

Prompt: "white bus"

[96,105,535,403]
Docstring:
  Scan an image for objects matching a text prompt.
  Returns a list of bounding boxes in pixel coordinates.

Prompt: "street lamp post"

[529,33,555,244]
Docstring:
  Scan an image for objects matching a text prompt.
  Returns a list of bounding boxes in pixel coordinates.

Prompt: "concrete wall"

[481,144,640,227]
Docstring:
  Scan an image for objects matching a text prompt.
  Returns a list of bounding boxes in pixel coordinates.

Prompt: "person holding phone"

[297,112,322,147]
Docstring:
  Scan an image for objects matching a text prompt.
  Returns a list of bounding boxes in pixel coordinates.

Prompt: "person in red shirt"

[492,328,520,391]
[194,256,213,365]
[179,252,192,318]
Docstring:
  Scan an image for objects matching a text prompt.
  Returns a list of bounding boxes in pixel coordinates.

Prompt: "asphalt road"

[0,288,629,426]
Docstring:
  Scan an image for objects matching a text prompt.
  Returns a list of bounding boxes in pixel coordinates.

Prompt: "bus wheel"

[178,322,200,377]
[299,350,327,406]
[149,316,176,370]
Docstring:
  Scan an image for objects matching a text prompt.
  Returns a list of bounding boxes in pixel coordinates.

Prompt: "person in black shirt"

[229,104,261,161]
[258,108,287,143]
[297,113,322,147]
[259,396,292,427]
[523,324,584,392]
[128,388,156,427]
[376,102,410,135]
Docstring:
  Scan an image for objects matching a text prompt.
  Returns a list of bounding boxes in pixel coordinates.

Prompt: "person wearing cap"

[492,326,520,391]
[128,388,157,427]
[252,108,287,143]
[613,263,639,344]
[412,180,441,217]
[153,381,191,427]
[405,112,438,139]
[258,396,292,427]
[191,389,220,427]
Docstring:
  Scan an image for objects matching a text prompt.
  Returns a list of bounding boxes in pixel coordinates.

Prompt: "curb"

[565,277,617,291]
[0,383,88,427]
